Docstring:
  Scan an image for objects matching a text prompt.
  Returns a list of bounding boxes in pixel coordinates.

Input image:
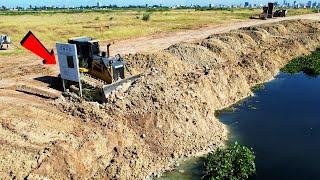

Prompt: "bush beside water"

[281,48,320,76]
[203,142,256,180]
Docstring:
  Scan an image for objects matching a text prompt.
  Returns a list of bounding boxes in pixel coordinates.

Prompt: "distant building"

[283,0,287,6]
[244,2,249,7]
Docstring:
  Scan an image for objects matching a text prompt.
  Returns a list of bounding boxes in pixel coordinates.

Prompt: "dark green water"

[160,72,320,180]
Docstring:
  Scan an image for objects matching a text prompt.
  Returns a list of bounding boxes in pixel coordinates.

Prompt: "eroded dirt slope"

[1,19,320,179]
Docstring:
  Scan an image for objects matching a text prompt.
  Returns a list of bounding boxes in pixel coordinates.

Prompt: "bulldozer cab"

[68,37,100,68]
[67,36,126,84]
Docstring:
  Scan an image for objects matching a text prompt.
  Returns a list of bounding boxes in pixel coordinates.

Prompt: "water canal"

[160,72,320,179]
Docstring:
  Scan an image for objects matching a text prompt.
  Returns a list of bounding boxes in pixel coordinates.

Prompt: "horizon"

[1,0,319,8]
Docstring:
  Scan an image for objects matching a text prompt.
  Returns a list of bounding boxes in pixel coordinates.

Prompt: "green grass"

[0,8,316,57]
[281,48,320,76]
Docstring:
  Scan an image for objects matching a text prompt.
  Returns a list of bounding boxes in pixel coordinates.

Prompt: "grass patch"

[251,83,265,91]
[281,48,320,76]
[203,142,256,180]
[214,106,237,117]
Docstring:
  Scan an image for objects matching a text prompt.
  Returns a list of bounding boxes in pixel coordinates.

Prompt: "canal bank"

[160,72,320,179]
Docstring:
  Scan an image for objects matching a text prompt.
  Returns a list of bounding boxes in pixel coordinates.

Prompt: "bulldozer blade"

[102,74,143,101]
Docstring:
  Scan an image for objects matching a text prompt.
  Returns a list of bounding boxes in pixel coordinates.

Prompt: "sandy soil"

[0,14,319,179]
[109,13,320,55]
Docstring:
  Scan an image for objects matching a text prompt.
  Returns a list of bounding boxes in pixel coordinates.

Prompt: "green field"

[0,8,316,56]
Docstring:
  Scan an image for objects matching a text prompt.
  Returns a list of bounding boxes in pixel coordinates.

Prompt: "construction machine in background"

[0,34,11,50]
[273,9,287,17]
[61,37,141,100]
[259,3,287,20]
[260,6,269,20]
[267,3,274,18]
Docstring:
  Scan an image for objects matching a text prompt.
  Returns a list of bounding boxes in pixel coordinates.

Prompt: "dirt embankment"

[1,19,320,179]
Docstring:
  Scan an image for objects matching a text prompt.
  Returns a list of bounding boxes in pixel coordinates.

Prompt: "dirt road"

[111,13,320,55]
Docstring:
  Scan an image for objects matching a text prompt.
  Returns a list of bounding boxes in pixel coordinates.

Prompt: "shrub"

[281,48,320,76]
[203,142,256,180]
[142,13,151,21]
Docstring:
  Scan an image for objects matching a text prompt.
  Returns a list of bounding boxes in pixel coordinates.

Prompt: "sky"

[0,0,302,8]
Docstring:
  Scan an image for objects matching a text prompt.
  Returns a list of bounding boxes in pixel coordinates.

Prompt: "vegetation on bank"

[203,142,256,180]
[251,83,265,91]
[281,48,320,76]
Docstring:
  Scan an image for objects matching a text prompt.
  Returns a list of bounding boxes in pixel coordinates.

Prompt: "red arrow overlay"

[20,31,56,65]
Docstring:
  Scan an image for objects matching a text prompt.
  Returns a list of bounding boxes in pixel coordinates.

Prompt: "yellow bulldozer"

[61,37,141,99]
[68,37,125,84]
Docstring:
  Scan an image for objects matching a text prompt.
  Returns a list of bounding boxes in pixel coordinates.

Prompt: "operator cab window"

[92,42,100,55]
[67,56,75,68]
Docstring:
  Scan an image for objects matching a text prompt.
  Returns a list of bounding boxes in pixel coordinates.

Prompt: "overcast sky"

[0,0,315,8]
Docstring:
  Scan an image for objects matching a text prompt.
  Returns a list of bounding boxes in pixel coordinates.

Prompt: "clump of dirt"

[1,19,320,179]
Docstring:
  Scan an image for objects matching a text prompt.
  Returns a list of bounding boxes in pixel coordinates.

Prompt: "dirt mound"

[1,19,320,179]
[107,19,320,178]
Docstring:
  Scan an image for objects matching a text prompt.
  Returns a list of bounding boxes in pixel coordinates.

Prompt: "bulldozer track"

[81,73,105,88]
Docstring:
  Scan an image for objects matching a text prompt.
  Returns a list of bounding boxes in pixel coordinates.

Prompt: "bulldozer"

[273,9,287,17]
[68,37,125,84]
[267,3,274,18]
[60,37,141,100]
[260,6,269,20]
[259,3,287,20]
[0,34,11,50]
[259,3,274,20]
